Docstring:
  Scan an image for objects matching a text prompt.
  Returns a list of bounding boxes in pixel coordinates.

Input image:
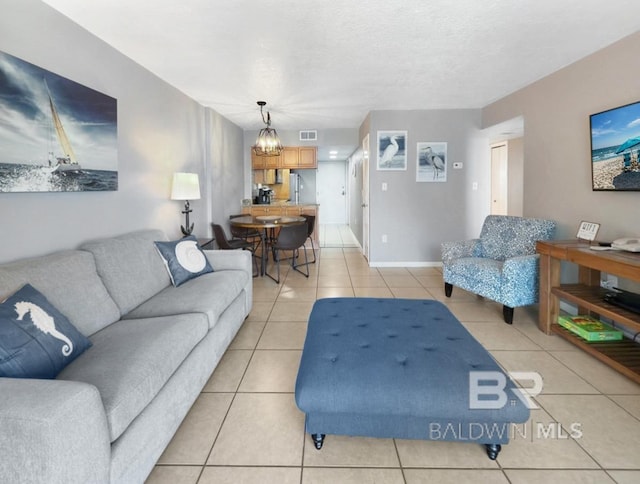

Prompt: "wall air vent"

[299,130,317,141]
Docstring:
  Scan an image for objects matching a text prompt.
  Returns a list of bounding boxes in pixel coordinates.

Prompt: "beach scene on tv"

[591,100,640,191]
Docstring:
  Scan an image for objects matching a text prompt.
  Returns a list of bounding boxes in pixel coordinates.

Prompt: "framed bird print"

[377,131,407,171]
[417,142,447,182]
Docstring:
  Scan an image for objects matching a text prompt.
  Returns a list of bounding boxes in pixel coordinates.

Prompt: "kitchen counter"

[250,201,318,207]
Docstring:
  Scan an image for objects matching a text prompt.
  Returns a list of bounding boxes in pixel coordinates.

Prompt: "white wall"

[483,32,640,242]
[0,0,245,263]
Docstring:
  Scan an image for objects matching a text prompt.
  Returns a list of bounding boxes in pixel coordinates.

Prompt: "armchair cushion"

[479,215,556,261]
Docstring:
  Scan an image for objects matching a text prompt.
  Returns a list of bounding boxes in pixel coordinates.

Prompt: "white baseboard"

[369,261,443,268]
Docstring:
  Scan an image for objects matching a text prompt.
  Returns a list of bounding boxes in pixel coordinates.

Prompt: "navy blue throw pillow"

[154,236,214,286]
[0,284,92,379]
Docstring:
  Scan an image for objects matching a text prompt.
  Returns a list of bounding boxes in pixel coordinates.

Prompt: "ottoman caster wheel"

[311,433,325,450]
[485,443,501,460]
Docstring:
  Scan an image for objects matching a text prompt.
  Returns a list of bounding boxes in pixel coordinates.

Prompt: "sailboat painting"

[0,50,117,192]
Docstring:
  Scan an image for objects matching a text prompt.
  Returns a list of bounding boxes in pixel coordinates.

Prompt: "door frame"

[362,134,370,260]
[490,141,508,215]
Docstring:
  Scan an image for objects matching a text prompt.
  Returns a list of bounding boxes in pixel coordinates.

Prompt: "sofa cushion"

[0,284,93,379]
[154,236,213,286]
[124,270,249,330]
[443,258,503,299]
[0,250,120,336]
[479,215,556,261]
[80,230,172,315]
[57,313,209,442]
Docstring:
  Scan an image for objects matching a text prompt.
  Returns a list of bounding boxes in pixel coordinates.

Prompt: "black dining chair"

[229,214,262,252]
[301,214,317,263]
[266,223,310,284]
[211,223,259,277]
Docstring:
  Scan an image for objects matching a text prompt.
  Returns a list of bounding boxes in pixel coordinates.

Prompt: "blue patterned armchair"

[441,215,556,324]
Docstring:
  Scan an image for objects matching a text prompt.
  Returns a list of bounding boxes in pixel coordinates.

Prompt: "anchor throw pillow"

[154,236,214,287]
[0,284,92,379]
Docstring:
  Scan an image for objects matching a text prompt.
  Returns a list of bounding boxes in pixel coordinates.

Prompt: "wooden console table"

[536,240,640,383]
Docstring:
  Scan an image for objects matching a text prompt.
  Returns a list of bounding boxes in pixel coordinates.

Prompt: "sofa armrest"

[0,378,110,484]
[502,254,541,306]
[441,239,481,264]
[204,249,251,274]
[204,249,253,315]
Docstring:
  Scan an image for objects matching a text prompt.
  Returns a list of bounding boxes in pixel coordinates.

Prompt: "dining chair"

[302,214,317,263]
[229,214,262,252]
[211,223,259,277]
[266,223,310,283]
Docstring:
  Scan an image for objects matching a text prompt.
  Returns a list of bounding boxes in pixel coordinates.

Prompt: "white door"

[317,161,347,224]
[491,142,508,215]
[362,134,370,260]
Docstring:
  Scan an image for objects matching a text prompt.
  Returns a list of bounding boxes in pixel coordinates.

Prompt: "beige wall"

[507,137,524,216]
[482,32,640,242]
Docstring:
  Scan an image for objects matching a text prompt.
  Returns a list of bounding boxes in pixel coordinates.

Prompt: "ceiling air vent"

[299,130,317,141]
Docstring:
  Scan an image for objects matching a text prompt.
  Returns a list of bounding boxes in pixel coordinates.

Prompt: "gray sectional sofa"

[0,229,253,483]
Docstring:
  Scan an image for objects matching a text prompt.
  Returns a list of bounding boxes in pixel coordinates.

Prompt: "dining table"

[229,214,306,278]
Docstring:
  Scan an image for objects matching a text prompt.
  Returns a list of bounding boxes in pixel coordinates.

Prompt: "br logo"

[469,371,543,410]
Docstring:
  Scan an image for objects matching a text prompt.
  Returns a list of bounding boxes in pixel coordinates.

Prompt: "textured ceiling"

[42,0,640,132]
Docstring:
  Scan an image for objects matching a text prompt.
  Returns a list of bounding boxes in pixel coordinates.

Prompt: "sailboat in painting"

[45,79,81,173]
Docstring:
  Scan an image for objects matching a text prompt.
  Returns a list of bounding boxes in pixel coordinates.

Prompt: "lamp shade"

[170,172,200,201]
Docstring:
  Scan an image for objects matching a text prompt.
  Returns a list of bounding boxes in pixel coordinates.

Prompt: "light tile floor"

[319,224,360,248]
[147,248,640,484]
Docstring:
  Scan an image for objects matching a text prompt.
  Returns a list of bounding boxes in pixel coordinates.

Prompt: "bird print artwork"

[377,131,407,170]
[417,142,447,182]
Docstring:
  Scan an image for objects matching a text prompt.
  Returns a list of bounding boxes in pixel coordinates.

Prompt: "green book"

[557,315,623,342]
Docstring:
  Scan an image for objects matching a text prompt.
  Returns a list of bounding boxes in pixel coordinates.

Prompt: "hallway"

[318,224,359,248]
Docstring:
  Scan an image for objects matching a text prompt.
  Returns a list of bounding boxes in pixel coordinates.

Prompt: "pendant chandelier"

[253,101,283,157]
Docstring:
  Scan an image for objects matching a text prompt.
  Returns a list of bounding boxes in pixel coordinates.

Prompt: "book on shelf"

[557,315,623,342]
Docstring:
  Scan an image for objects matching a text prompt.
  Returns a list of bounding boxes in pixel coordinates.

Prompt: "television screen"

[590,100,640,191]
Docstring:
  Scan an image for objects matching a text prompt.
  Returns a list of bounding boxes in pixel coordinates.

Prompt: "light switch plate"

[453,162,463,169]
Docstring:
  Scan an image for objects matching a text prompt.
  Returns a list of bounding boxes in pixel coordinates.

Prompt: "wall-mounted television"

[590,100,640,191]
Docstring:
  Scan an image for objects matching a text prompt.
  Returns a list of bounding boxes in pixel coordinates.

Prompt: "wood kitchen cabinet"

[280,146,318,169]
[251,152,280,169]
[298,147,317,168]
[251,146,316,169]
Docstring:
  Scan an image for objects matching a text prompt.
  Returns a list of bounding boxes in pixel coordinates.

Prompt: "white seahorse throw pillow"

[154,235,214,287]
[0,284,92,379]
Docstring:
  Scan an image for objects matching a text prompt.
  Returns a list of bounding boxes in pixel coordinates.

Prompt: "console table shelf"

[550,325,640,383]
[551,284,640,331]
[536,240,640,384]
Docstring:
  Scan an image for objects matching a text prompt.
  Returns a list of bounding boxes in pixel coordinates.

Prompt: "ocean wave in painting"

[0,163,117,192]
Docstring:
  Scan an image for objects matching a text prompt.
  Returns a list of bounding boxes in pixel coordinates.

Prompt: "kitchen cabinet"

[299,147,317,168]
[252,146,316,169]
[276,147,318,169]
[251,152,280,170]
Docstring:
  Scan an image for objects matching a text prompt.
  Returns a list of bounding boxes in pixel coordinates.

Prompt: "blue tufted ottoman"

[295,298,530,459]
